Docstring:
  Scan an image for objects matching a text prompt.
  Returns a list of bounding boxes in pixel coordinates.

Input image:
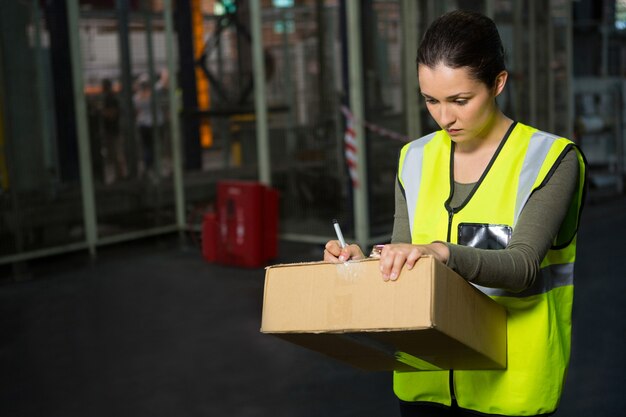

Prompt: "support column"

[346,1,370,248]
[401,0,420,140]
[67,0,97,256]
[175,0,202,170]
[485,0,494,19]
[547,0,555,133]
[528,0,537,126]
[116,0,137,177]
[164,0,185,232]
[249,0,271,186]
[513,0,523,121]
[565,0,574,140]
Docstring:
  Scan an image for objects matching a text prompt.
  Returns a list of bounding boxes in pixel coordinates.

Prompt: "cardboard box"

[260,256,506,372]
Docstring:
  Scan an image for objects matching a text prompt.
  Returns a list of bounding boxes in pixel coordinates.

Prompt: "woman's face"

[418,63,506,145]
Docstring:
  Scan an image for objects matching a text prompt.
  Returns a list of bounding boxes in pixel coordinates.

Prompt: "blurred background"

[0,0,624,260]
[0,0,624,416]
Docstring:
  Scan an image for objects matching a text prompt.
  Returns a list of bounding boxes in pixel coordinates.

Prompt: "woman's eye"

[455,99,468,106]
[424,98,437,104]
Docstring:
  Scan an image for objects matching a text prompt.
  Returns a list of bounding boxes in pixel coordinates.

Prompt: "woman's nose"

[438,104,455,127]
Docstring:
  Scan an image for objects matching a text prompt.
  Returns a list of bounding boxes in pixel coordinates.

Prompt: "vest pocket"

[457,223,512,249]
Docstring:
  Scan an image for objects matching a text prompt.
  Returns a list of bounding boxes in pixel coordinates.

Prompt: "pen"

[332,219,347,248]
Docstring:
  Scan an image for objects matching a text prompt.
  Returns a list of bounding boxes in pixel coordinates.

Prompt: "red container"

[201,212,218,262]
[214,181,279,268]
[263,187,279,261]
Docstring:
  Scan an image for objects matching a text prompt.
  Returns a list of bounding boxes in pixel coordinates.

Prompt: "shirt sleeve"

[391,177,412,244]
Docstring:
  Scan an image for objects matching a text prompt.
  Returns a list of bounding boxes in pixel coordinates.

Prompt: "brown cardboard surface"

[260,256,506,372]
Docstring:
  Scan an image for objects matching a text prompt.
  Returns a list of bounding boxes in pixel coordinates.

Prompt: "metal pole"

[601,2,609,77]
[116,0,137,178]
[513,0,523,120]
[316,0,328,123]
[163,0,186,232]
[143,2,161,178]
[426,0,435,22]
[547,0,555,133]
[528,0,537,126]
[280,8,296,152]
[280,7,299,200]
[249,0,271,185]
[401,0,420,140]
[346,1,370,248]
[33,0,56,175]
[565,0,574,140]
[66,0,97,256]
[485,0,494,19]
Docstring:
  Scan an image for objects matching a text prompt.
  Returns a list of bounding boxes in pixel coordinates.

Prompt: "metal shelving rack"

[573,77,625,196]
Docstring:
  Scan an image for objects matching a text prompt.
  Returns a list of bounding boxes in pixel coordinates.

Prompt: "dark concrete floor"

[1,194,625,417]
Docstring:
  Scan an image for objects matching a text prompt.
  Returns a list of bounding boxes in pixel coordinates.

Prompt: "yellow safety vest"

[394,122,586,416]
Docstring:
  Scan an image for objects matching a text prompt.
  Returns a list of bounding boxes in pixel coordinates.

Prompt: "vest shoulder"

[514,122,573,144]
[401,131,442,153]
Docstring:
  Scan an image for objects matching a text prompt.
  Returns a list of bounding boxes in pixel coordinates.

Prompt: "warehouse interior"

[1,0,625,416]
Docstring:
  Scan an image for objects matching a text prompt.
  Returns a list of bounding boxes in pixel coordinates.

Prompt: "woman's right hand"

[323,240,365,263]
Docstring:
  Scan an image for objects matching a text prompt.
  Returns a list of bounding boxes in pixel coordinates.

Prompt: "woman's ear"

[493,70,508,97]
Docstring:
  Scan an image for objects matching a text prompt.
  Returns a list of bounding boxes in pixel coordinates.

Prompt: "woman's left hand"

[378,243,450,281]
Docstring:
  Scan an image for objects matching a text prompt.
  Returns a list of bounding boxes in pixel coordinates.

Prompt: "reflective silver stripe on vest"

[473,263,574,298]
[514,131,558,224]
[400,133,437,236]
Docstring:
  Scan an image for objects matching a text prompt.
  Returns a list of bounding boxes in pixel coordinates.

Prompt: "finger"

[324,249,343,264]
[379,249,403,281]
[347,244,365,260]
[324,240,341,257]
[405,248,422,270]
[338,247,351,262]
[323,248,341,263]
[378,245,394,280]
[378,250,389,280]
[389,252,407,281]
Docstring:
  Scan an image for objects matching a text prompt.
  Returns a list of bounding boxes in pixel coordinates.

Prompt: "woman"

[324,10,586,417]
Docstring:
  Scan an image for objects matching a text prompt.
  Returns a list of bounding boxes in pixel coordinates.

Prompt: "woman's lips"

[446,128,462,135]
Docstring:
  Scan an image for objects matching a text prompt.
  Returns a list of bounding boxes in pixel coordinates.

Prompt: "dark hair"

[417,10,505,87]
